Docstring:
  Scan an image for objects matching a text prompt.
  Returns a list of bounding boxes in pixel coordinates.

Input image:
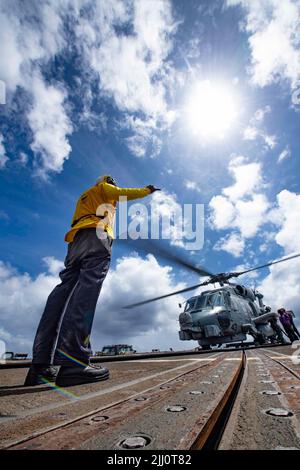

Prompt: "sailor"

[265,306,285,344]
[286,310,300,340]
[278,308,298,342]
[25,176,159,387]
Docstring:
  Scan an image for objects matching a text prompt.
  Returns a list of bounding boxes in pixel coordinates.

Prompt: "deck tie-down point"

[119,435,151,449]
[265,408,294,417]
[166,405,187,412]
[90,415,109,423]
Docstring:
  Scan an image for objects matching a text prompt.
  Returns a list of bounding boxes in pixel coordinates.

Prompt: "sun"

[185,80,239,139]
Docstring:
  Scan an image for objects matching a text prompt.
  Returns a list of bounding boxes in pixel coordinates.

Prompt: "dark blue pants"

[32,229,112,366]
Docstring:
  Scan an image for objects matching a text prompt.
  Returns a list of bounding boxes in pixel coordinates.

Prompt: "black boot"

[55,364,109,387]
[24,364,59,386]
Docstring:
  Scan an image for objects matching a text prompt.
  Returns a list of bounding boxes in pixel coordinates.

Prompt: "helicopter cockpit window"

[206,292,224,308]
[184,298,197,312]
[185,292,225,312]
[195,296,207,310]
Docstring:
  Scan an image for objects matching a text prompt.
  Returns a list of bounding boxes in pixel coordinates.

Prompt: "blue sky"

[0,0,300,354]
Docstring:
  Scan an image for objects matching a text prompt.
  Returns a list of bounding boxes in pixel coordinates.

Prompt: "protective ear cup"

[106,176,117,186]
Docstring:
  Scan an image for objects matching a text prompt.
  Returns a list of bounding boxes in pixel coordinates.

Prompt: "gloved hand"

[147,185,161,193]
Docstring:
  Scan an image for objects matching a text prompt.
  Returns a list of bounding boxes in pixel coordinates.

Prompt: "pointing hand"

[147,185,161,193]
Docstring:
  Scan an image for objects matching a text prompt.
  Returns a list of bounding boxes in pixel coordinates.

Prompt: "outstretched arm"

[102,183,159,201]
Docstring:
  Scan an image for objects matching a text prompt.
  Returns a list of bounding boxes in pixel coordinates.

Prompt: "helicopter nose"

[203,324,222,337]
[179,311,192,325]
[217,311,231,329]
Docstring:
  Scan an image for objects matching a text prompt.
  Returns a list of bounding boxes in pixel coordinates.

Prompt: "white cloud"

[0,259,61,351]
[210,183,300,321]
[209,195,235,230]
[28,74,72,177]
[123,116,164,158]
[126,189,182,240]
[0,254,187,354]
[94,254,185,339]
[184,180,201,193]
[149,190,185,246]
[214,233,245,257]
[258,257,300,325]
[278,146,291,163]
[243,126,258,141]
[243,105,277,149]
[0,0,176,173]
[0,1,71,175]
[271,190,300,253]
[256,190,300,326]
[232,263,259,281]
[126,135,148,158]
[227,0,300,89]
[0,133,8,169]
[263,134,277,149]
[43,256,65,276]
[74,0,176,158]
[0,1,67,92]
[254,105,271,121]
[0,327,12,342]
[259,243,268,253]
[223,156,263,200]
[234,194,270,238]
[87,0,174,118]
[18,152,28,166]
[209,155,271,255]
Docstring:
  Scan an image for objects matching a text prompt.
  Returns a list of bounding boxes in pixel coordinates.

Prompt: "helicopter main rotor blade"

[123,282,206,309]
[235,253,300,277]
[117,237,214,277]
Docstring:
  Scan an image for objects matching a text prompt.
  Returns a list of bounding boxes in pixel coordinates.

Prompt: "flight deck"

[0,344,299,450]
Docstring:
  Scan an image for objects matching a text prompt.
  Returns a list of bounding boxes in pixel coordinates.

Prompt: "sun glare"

[185,80,239,139]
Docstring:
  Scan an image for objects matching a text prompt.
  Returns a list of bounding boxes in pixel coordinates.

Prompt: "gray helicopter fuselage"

[178,284,276,347]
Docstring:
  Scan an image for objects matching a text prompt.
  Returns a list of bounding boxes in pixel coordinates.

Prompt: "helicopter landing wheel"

[253,333,266,346]
[201,345,211,350]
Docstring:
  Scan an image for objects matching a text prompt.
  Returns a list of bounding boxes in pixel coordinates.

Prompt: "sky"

[0,0,300,355]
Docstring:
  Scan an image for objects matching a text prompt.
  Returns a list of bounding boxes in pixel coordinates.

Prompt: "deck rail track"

[262,351,300,380]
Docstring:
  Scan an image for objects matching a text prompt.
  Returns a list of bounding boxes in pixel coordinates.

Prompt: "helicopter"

[122,239,300,349]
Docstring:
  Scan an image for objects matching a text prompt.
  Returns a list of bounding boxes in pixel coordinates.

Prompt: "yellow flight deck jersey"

[65,182,151,243]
